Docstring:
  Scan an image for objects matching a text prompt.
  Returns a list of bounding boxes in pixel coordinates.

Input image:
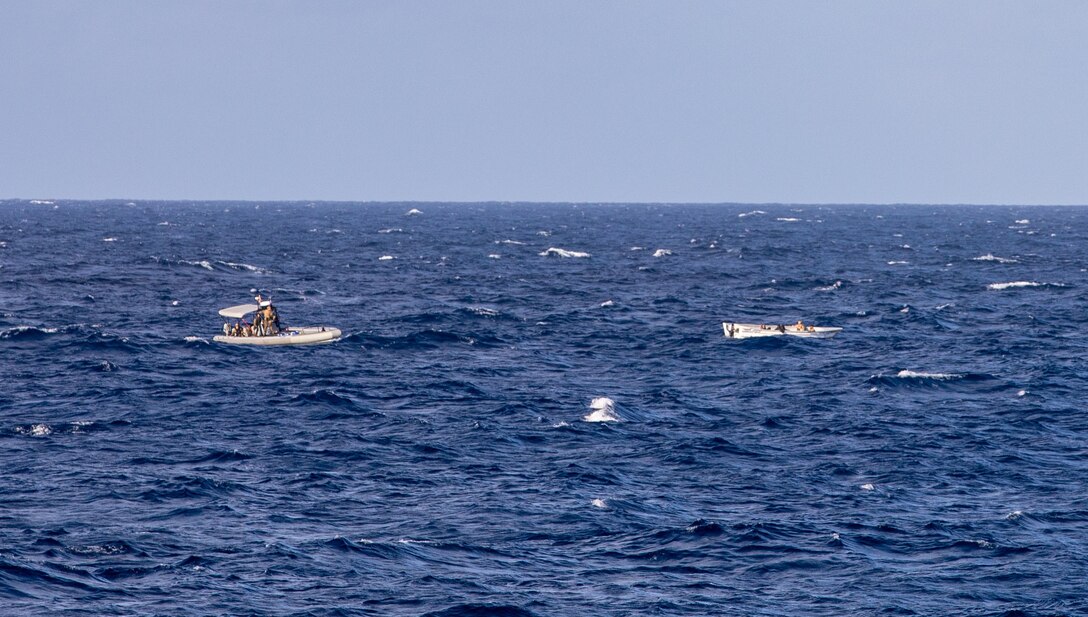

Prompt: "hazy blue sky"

[2,1,1086,204]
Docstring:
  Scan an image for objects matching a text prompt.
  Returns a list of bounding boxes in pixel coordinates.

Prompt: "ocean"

[1,201,1086,616]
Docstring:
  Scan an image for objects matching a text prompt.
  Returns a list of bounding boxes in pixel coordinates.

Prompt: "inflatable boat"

[722,322,842,339]
[213,302,341,346]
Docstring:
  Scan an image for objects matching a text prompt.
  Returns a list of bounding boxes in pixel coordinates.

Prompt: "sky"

[1,1,1086,204]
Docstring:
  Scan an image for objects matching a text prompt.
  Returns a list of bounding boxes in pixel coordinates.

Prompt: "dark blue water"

[2,201,1087,616]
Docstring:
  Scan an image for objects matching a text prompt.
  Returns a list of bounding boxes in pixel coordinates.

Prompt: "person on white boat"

[795,320,805,331]
[252,299,283,336]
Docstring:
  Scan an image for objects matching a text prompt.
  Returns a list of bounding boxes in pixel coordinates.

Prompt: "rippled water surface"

[2,201,1087,616]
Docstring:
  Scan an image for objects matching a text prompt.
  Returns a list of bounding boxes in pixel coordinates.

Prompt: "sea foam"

[973,254,1018,264]
[540,248,590,258]
[584,397,619,423]
[986,281,1060,290]
[896,370,961,380]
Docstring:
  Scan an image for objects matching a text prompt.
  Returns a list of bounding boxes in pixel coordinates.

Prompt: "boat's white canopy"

[218,303,259,318]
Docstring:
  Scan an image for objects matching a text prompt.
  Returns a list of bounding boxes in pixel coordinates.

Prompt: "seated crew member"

[795,320,805,331]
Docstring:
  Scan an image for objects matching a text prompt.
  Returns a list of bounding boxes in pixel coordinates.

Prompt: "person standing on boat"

[257,299,281,335]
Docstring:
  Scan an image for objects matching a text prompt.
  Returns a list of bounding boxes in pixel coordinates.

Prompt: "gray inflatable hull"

[213,326,342,346]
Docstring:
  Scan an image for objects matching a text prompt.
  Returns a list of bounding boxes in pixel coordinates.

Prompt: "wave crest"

[539,247,590,258]
[584,397,619,423]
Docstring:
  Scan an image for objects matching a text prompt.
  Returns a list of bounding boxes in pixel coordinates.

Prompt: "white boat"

[213,303,341,346]
[722,322,842,339]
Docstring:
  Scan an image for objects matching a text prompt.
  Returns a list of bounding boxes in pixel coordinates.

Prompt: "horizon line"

[3,197,1086,208]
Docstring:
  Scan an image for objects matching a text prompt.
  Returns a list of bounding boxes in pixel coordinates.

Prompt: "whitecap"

[378,255,395,261]
[488,254,501,259]
[467,307,499,317]
[896,370,961,380]
[860,483,875,491]
[600,299,614,308]
[972,254,1018,264]
[540,247,590,258]
[776,217,801,222]
[652,249,672,257]
[630,246,646,251]
[1,325,59,338]
[1005,510,1024,520]
[184,336,208,344]
[406,208,422,216]
[1015,219,1030,224]
[591,498,607,509]
[15,424,53,437]
[815,280,842,291]
[181,259,215,271]
[171,300,180,306]
[537,230,551,237]
[887,260,909,265]
[497,239,526,245]
[1017,390,1027,397]
[30,200,54,205]
[219,261,263,272]
[738,210,766,218]
[987,281,1059,290]
[102,237,118,242]
[157,221,170,226]
[378,228,402,234]
[584,397,619,423]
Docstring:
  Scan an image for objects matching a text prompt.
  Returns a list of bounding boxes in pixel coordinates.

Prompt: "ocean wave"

[182,259,215,271]
[972,254,1018,264]
[11,419,126,438]
[652,249,672,257]
[539,247,590,258]
[987,281,1066,290]
[0,325,60,340]
[462,306,500,318]
[815,280,842,291]
[218,261,263,272]
[738,210,766,218]
[406,208,422,216]
[421,603,538,617]
[895,370,962,380]
[348,329,505,350]
[288,388,361,409]
[866,370,1005,391]
[584,397,619,423]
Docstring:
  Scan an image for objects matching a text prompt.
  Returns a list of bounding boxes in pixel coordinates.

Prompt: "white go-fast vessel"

[722,321,842,339]
[213,302,341,346]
